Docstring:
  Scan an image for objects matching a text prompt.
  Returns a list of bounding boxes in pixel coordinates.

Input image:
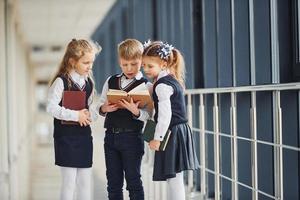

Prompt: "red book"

[61,91,86,125]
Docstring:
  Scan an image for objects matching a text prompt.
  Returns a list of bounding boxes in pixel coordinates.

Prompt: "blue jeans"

[104,131,144,200]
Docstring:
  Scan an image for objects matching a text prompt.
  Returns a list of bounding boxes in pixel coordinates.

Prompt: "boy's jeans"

[104,131,145,200]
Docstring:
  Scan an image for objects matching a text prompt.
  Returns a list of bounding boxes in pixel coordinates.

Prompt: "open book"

[107,83,153,109]
[143,120,171,151]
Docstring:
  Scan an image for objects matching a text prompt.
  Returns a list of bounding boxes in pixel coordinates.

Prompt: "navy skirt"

[54,134,93,168]
[153,123,200,181]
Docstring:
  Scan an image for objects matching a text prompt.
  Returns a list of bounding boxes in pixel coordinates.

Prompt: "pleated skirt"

[153,123,200,181]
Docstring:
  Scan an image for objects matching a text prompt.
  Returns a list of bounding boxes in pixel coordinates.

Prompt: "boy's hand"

[149,140,161,151]
[78,109,91,127]
[100,101,118,113]
[118,98,140,117]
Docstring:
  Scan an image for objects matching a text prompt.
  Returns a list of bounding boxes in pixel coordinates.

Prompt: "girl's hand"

[149,140,161,151]
[118,98,140,117]
[100,101,118,113]
[78,109,91,127]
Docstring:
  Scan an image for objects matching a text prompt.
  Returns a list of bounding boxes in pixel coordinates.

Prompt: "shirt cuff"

[98,104,107,117]
[70,110,79,122]
[133,109,149,122]
[132,111,140,119]
[154,133,164,141]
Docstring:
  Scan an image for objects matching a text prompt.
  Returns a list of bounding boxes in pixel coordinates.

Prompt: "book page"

[107,89,127,95]
[107,89,129,104]
[106,83,153,110]
[128,82,148,93]
[129,90,150,95]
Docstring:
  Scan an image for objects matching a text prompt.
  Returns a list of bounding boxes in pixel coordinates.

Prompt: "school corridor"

[1,0,300,200]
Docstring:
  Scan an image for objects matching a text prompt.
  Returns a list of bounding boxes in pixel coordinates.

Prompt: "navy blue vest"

[53,75,93,138]
[104,74,148,130]
[153,75,188,128]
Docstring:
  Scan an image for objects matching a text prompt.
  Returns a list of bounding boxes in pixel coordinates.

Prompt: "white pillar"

[0,0,9,199]
[6,2,19,199]
[2,0,33,199]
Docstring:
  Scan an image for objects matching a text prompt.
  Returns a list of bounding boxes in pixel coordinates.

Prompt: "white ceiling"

[18,0,116,81]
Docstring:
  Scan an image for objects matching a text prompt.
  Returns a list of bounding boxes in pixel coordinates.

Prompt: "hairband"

[143,39,152,49]
[143,39,174,60]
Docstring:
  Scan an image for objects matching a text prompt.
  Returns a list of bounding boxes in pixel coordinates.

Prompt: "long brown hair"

[143,41,186,88]
[50,39,101,97]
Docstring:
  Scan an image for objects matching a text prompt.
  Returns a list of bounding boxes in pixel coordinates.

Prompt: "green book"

[143,120,171,151]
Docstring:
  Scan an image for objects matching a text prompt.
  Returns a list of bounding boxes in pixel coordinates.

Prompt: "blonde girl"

[47,39,101,200]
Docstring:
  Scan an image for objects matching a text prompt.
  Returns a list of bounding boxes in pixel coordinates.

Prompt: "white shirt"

[153,70,174,141]
[46,70,98,122]
[97,71,152,122]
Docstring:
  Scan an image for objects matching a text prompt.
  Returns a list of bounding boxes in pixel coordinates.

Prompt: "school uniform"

[47,71,95,168]
[98,72,151,200]
[152,70,200,181]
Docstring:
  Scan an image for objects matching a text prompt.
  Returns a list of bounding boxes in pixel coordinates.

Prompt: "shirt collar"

[69,70,87,83]
[157,69,170,80]
[117,71,143,80]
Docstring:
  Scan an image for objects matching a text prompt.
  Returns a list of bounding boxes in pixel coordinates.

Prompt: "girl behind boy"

[142,40,199,200]
[47,39,101,200]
